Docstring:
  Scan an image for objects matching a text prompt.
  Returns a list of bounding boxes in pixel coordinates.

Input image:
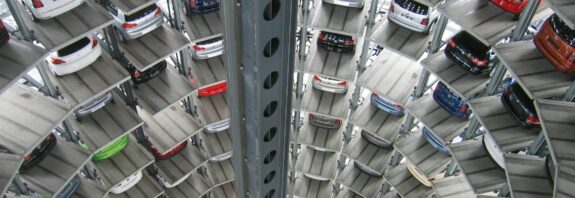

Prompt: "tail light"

[190,0,197,8]
[134,70,141,78]
[24,154,32,161]
[313,75,321,81]
[527,114,540,124]
[193,45,205,51]
[338,81,348,85]
[91,37,98,48]
[308,113,315,120]
[460,104,468,113]
[32,0,44,8]
[50,58,65,64]
[344,39,356,46]
[389,4,394,13]
[122,23,138,29]
[421,18,429,26]
[393,103,403,108]
[154,7,162,16]
[319,33,326,40]
[448,38,456,48]
[335,119,341,125]
[471,58,487,67]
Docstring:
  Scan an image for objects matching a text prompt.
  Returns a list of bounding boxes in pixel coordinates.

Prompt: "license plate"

[400,13,414,21]
[90,102,107,113]
[333,0,351,6]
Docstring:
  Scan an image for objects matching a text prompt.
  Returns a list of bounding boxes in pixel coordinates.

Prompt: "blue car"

[185,0,219,15]
[432,82,469,118]
[422,127,450,155]
[370,93,405,116]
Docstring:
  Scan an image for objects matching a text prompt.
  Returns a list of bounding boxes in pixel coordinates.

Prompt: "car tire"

[22,3,39,22]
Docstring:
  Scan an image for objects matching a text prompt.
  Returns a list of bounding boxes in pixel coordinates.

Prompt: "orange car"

[534,14,575,73]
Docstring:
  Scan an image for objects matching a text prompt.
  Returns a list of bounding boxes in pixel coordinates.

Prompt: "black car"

[360,130,392,149]
[127,60,167,84]
[0,133,57,170]
[0,19,10,46]
[501,81,540,128]
[445,31,493,75]
[185,0,219,15]
[317,31,356,53]
[354,161,383,177]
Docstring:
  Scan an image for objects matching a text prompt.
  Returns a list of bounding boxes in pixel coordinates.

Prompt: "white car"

[157,172,192,188]
[109,171,143,194]
[191,36,223,60]
[208,151,232,162]
[22,0,85,20]
[47,35,102,76]
[104,2,164,41]
[388,0,438,33]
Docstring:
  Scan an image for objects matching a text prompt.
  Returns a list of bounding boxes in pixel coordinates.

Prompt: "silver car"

[308,112,342,129]
[74,91,113,119]
[208,151,232,162]
[322,0,364,8]
[388,0,438,33]
[204,118,230,133]
[104,2,164,41]
[191,36,224,60]
[311,75,348,94]
[360,130,392,149]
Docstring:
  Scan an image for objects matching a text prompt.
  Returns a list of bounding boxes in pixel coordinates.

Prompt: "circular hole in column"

[265,189,276,198]
[264,150,276,164]
[263,101,278,117]
[264,127,277,142]
[264,171,276,184]
[263,0,281,21]
[263,38,279,57]
[264,71,279,89]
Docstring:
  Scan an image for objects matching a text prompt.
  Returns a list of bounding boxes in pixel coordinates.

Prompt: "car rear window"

[57,37,90,57]
[550,14,575,46]
[453,31,490,58]
[125,4,158,22]
[197,36,222,45]
[321,31,353,41]
[394,0,429,15]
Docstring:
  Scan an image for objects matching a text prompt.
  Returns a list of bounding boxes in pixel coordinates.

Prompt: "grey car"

[204,118,230,133]
[104,2,164,41]
[322,0,364,8]
[191,36,224,60]
[308,112,342,129]
[354,161,382,177]
[74,91,113,119]
[360,130,392,149]
[311,75,348,94]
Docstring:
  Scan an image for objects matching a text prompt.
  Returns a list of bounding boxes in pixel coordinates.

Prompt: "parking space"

[311,0,368,37]
[431,176,476,198]
[549,0,575,29]
[293,174,333,197]
[188,56,226,88]
[155,144,206,187]
[208,181,235,198]
[206,159,234,187]
[300,75,353,119]
[181,12,222,43]
[370,20,433,61]
[385,163,433,198]
[164,171,211,198]
[342,134,393,174]
[194,91,229,124]
[72,177,108,198]
[406,95,468,143]
[305,33,360,82]
[200,130,232,160]
[504,154,553,197]
[0,39,46,94]
[0,154,22,195]
[296,111,342,152]
[349,96,403,146]
[394,131,451,178]
[109,172,164,198]
[555,166,575,196]
[295,146,338,180]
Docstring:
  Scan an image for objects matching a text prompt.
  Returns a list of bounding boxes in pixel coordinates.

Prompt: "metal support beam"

[5,0,33,41]
[223,0,297,196]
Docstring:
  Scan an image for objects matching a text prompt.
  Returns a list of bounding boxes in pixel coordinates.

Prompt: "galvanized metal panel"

[297,110,342,152]
[438,0,552,46]
[20,136,91,197]
[335,187,366,198]
[110,0,156,15]
[469,96,539,152]
[0,39,46,94]
[349,98,403,146]
[138,104,202,154]
[342,134,393,173]
[295,146,338,180]
[194,91,229,124]
[74,92,143,153]
[133,65,196,114]
[394,131,451,178]
[431,176,476,198]
[504,154,553,198]
[311,0,368,37]
[547,0,575,29]
[18,0,114,51]
[293,174,333,197]
[305,33,360,81]
[164,171,211,198]
[188,56,226,88]
[370,20,433,61]
[495,41,572,99]
[108,172,163,198]
[385,163,433,198]
[535,99,575,168]
[181,12,222,43]
[119,25,191,71]
[358,50,421,103]
[406,95,468,142]
[209,181,236,198]
[0,154,22,195]
[449,140,506,193]
[155,144,206,186]
[336,162,385,198]
[72,177,108,198]
[421,52,489,99]
[47,52,130,108]
[555,165,575,197]
[206,159,235,187]
[200,129,233,159]
[0,84,71,156]
[300,76,353,119]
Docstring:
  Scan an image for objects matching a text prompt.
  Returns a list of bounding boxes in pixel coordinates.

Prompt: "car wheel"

[23,3,39,22]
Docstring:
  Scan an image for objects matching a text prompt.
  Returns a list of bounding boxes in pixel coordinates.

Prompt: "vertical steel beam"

[223,0,297,196]
[5,0,32,40]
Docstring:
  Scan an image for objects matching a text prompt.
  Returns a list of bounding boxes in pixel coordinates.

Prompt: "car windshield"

[125,4,158,22]
[394,0,429,15]
[550,14,575,47]
[453,31,490,59]
[57,37,90,57]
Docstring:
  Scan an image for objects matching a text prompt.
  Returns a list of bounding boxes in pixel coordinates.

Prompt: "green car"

[92,135,129,161]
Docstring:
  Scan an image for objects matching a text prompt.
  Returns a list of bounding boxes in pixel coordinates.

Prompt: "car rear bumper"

[322,0,364,8]
[444,45,487,75]
[192,46,224,60]
[534,24,575,73]
[500,92,534,128]
[317,39,355,53]
[204,118,230,133]
[92,135,129,161]
[370,95,404,116]
[489,0,523,14]
[31,0,85,19]
[133,62,167,84]
[75,92,113,118]
[123,16,164,40]
[189,3,220,14]
[388,13,428,33]
[311,80,348,93]
[110,171,143,194]
[432,90,467,118]
[49,44,102,76]
[422,128,450,155]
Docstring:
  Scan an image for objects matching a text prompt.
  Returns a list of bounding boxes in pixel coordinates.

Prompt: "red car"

[534,14,575,73]
[198,81,227,97]
[146,140,188,160]
[489,0,536,15]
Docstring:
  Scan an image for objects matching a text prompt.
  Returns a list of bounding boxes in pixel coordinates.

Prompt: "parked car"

[58,174,81,198]
[445,31,494,75]
[47,35,102,76]
[109,170,143,194]
[92,135,129,161]
[74,92,114,119]
[198,81,227,97]
[388,0,438,33]
[157,172,192,188]
[407,162,444,187]
[360,130,392,149]
[501,81,540,128]
[308,112,342,129]
[489,0,538,15]
[10,133,57,170]
[303,172,330,181]
[354,161,382,177]
[105,2,164,41]
[317,31,356,53]
[322,0,364,8]
[483,134,505,169]
[0,20,10,46]
[422,127,450,155]
[191,36,223,60]
[534,14,575,73]
[21,0,85,21]
[208,151,232,162]
[184,0,220,15]
[311,75,348,94]
[370,93,404,116]
[146,140,188,160]
[432,82,469,118]
[127,60,167,84]
[204,118,230,133]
